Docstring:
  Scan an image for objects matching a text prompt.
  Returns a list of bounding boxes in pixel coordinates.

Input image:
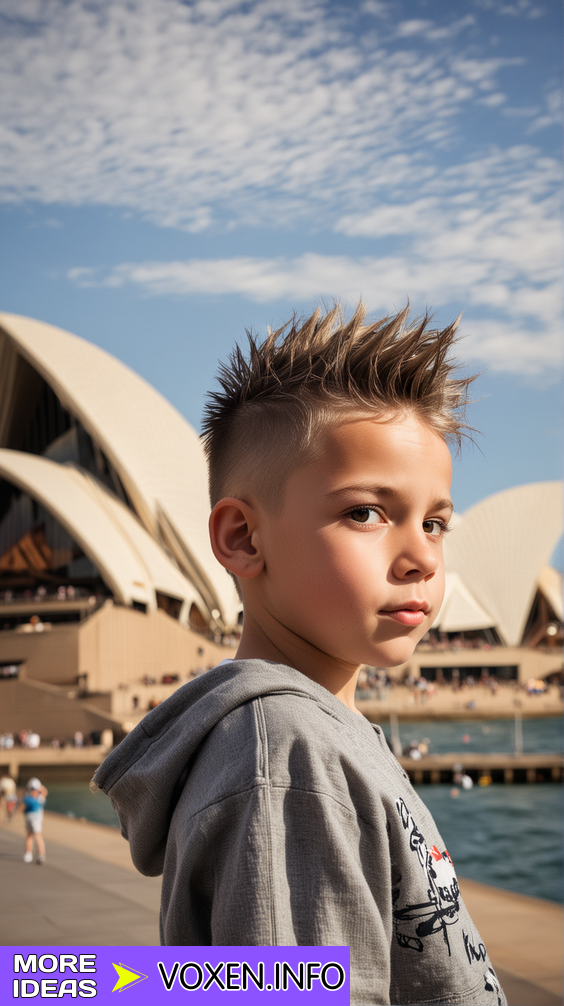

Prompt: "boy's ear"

[209,497,264,579]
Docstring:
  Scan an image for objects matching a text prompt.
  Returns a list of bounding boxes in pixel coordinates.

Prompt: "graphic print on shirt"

[463,929,487,965]
[484,966,503,1005]
[393,797,460,955]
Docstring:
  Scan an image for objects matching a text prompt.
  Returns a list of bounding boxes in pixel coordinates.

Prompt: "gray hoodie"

[93,659,506,1006]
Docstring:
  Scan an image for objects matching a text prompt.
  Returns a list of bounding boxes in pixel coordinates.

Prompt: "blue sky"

[0,0,561,548]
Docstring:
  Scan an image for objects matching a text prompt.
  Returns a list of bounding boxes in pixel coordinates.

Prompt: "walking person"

[21,777,48,863]
[0,774,17,818]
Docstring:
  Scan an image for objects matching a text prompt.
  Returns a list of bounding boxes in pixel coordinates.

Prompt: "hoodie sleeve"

[160,772,394,1004]
[159,693,505,1006]
[159,696,393,1005]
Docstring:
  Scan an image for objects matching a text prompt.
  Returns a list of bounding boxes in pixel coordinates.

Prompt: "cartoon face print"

[393,797,460,955]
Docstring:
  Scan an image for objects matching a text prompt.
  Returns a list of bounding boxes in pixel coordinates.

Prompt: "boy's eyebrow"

[327,484,454,514]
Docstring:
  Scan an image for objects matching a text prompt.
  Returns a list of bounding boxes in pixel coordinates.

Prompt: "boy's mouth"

[379,603,428,626]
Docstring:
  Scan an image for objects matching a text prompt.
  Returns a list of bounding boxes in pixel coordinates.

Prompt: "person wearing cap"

[20,778,48,863]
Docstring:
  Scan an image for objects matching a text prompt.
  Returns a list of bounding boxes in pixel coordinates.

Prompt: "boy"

[94,304,506,1005]
[21,777,48,863]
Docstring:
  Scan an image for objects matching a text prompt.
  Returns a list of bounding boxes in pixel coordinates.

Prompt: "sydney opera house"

[0,312,239,742]
[398,480,562,684]
[0,313,561,740]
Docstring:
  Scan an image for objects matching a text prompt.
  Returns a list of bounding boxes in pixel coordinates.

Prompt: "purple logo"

[2,946,350,1003]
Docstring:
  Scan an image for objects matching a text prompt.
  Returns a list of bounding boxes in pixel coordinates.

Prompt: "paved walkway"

[1,812,561,1005]
[0,813,160,946]
[458,878,563,1006]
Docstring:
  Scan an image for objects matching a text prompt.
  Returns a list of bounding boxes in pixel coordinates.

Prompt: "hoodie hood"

[92,658,348,876]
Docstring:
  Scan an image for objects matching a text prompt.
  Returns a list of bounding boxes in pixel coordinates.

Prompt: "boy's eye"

[423,518,448,537]
[348,507,383,525]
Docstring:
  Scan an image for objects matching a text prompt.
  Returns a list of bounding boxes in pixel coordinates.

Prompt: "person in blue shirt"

[21,777,48,863]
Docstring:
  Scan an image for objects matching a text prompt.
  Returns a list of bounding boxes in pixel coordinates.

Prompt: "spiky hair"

[202,302,476,512]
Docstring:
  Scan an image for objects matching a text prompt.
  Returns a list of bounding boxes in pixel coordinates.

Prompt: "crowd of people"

[0,729,41,749]
[0,728,104,749]
[416,630,498,651]
[0,585,101,603]
[134,665,217,711]
[355,665,510,702]
[0,585,104,632]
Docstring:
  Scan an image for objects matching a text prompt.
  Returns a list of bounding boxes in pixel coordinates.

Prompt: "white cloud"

[479,92,506,107]
[361,1,389,16]
[527,87,562,134]
[67,133,562,381]
[0,0,532,229]
[68,246,561,378]
[395,19,433,37]
[499,2,543,17]
[335,198,439,238]
[462,320,558,376]
[5,0,559,382]
[473,0,543,16]
[425,15,476,40]
[395,15,476,41]
[334,146,561,340]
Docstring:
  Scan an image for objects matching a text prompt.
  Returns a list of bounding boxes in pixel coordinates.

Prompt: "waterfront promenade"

[357,681,563,721]
[0,811,561,1005]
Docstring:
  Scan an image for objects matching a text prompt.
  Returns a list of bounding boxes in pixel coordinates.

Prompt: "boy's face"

[256,411,452,670]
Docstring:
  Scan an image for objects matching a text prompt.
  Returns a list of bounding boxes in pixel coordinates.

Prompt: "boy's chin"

[369,636,420,668]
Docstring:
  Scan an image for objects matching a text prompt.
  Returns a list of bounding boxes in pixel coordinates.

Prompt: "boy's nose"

[391,531,440,581]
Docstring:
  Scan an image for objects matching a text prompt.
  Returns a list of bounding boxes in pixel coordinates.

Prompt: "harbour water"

[416,782,562,903]
[43,718,562,904]
[380,714,562,756]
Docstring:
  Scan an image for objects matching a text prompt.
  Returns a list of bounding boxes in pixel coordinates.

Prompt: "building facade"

[0,312,239,740]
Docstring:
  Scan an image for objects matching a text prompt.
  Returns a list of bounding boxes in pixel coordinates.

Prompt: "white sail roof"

[76,468,202,619]
[0,313,238,627]
[433,571,496,633]
[0,450,201,616]
[442,481,563,645]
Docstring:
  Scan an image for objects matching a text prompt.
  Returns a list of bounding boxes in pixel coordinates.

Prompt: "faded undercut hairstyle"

[201,303,476,514]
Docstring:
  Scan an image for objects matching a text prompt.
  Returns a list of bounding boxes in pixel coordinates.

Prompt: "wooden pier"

[0,746,561,785]
[0,745,107,783]
[399,752,562,785]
